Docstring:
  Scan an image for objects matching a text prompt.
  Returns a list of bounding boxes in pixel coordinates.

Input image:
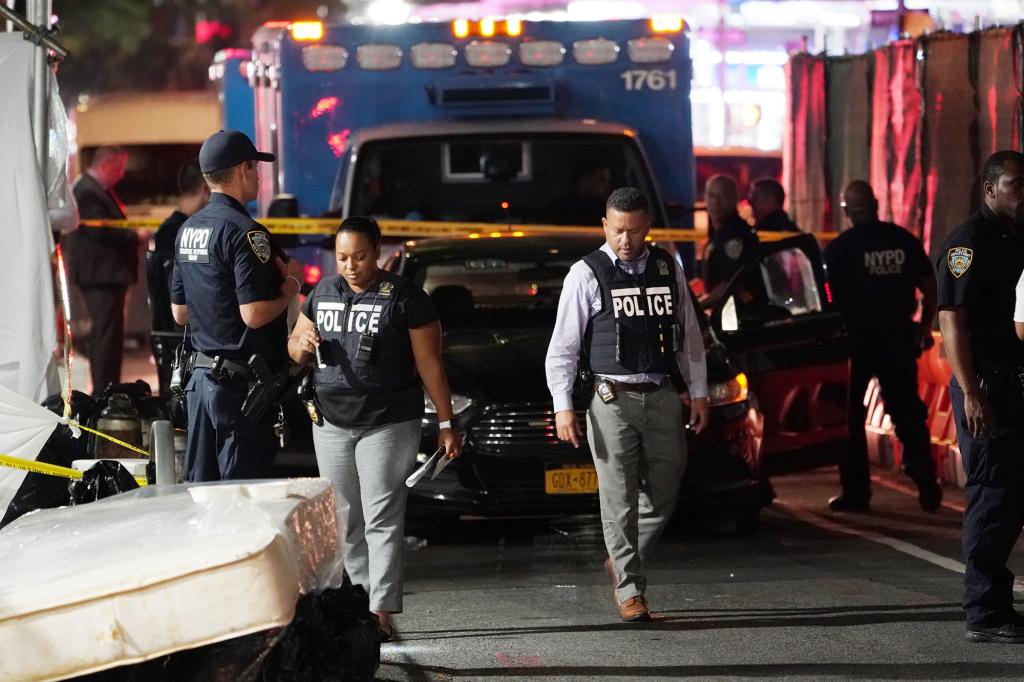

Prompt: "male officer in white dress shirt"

[545,187,709,622]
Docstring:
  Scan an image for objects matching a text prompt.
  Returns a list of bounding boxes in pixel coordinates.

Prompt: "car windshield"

[403,244,596,328]
[348,133,663,226]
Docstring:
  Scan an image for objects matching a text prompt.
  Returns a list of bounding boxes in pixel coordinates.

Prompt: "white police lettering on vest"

[611,286,674,318]
[316,301,383,335]
[864,249,905,276]
[178,227,212,263]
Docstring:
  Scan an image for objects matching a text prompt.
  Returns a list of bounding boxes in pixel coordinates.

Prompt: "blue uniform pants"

[950,377,1024,627]
[841,329,935,497]
[184,368,277,481]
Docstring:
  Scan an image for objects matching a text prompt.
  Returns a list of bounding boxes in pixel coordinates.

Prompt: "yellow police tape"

[80,218,835,243]
[73,423,150,458]
[0,453,148,487]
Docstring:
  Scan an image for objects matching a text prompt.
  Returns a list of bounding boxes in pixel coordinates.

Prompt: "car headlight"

[424,394,474,415]
[708,373,748,406]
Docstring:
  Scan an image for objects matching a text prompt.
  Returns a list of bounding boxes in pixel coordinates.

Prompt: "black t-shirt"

[755,209,800,233]
[154,210,187,255]
[170,193,288,368]
[301,271,438,428]
[936,205,1024,369]
[703,212,760,291]
[824,219,933,331]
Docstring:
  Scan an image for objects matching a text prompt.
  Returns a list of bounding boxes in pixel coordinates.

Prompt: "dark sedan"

[391,233,848,531]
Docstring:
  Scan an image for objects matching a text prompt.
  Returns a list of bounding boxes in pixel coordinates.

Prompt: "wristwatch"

[438,419,452,430]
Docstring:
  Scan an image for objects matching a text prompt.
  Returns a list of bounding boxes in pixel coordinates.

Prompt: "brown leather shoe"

[618,595,651,622]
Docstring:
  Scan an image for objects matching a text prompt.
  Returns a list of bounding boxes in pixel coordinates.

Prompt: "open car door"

[707,234,849,474]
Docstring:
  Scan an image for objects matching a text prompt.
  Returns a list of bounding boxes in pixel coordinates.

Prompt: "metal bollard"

[151,420,176,485]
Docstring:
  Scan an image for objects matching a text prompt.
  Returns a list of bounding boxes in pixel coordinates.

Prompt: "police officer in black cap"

[823,180,942,513]
[938,150,1024,643]
[170,130,303,481]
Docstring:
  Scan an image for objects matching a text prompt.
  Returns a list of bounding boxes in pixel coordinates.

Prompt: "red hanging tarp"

[784,53,829,231]
[922,33,974,254]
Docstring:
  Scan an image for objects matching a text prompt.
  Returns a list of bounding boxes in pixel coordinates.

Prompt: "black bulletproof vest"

[308,274,420,421]
[582,246,679,376]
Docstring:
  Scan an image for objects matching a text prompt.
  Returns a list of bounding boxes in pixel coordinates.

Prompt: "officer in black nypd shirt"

[823,181,942,513]
[937,150,1024,644]
[170,130,302,482]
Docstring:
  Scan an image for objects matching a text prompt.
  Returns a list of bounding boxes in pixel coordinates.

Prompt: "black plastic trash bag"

[69,460,140,505]
[78,585,380,682]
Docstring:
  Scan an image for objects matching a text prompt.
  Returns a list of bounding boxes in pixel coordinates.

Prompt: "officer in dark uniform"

[749,178,800,233]
[170,130,303,481]
[703,174,759,291]
[824,181,941,512]
[937,150,1024,643]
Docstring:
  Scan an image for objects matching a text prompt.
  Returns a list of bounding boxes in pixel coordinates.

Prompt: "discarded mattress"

[0,478,345,682]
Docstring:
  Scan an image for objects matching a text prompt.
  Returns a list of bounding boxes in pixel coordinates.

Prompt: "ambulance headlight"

[627,37,674,64]
[707,373,749,407]
[465,41,512,67]
[356,44,404,70]
[302,45,349,72]
[518,40,565,66]
[411,42,458,69]
[424,394,474,415]
[573,38,620,65]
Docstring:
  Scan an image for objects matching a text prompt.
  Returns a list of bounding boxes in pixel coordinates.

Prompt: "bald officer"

[823,180,941,513]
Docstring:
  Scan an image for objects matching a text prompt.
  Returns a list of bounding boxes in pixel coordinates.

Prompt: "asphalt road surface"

[378,468,1024,681]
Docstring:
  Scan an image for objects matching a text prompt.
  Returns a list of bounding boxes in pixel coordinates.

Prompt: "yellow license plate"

[545,465,599,495]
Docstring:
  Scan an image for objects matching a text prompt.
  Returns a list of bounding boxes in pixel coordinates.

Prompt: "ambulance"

[219,16,694,232]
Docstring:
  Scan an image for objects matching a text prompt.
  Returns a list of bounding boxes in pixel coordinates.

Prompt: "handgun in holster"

[241,354,289,421]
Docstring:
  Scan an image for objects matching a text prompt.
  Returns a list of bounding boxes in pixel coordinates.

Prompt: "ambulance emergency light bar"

[288,16,682,73]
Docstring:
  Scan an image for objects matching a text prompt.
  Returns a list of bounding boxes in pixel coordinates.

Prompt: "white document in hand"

[405,447,445,488]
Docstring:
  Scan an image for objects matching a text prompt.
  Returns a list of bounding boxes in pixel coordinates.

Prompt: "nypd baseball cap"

[199,129,275,173]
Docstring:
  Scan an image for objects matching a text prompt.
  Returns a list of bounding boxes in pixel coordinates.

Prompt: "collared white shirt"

[545,243,709,413]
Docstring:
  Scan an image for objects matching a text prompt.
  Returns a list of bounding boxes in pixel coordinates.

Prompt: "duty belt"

[191,352,256,382]
[597,380,666,394]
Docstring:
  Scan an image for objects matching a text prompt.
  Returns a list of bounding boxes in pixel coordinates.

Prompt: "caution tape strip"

[80,218,836,243]
[71,423,150,458]
[0,453,148,487]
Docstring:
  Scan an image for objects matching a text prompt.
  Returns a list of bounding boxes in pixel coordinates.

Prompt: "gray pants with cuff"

[586,385,687,604]
[312,417,420,612]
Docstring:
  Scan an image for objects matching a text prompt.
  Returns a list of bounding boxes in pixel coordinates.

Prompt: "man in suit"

[70,146,138,394]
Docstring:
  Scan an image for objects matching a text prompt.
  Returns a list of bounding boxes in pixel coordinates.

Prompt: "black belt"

[597,380,665,394]
[191,352,255,382]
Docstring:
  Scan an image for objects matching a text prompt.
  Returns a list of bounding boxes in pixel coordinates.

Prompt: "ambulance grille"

[438,85,554,105]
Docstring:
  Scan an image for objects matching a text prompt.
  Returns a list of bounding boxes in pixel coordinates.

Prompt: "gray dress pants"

[312,417,420,612]
[586,385,687,604]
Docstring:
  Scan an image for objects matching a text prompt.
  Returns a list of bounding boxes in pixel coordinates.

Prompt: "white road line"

[870,474,966,513]
[776,500,968,573]
[775,501,1024,594]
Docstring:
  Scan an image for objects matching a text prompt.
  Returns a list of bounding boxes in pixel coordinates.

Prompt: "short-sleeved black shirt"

[170,192,288,368]
[703,212,760,291]
[936,205,1024,368]
[824,219,933,332]
[301,271,438,428]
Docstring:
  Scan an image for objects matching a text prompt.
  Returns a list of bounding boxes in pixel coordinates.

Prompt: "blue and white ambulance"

[228,16,694,230]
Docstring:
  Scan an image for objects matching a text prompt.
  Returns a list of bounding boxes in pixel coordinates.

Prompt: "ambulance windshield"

[348,133,663,226]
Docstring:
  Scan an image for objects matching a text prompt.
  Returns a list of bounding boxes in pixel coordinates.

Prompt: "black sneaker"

[916,479,943,512]
[966,622,1024,643]
[828,493,870,512]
